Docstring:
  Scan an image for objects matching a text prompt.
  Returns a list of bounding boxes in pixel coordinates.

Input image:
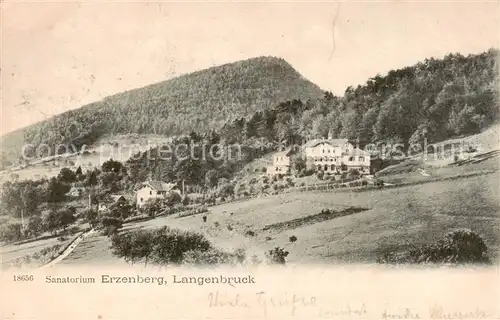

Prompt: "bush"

[227,224,233,231]
[150,227,212,264]
[0,222,23,243]
[182,248,233,265]
[289,235,297,242]
[266,247,289,264]
[348,168,360,180]
[111,226,213,266]
[245,230,256,237]
[103,225,119,237]
[251,255,262,265]
[378,229,490,264]
[316,170,325,180]
[98,216,123,234]
[303,169,315,176]
[183,247,246,266]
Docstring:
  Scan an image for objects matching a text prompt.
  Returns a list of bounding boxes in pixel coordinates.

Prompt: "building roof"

[143,181,179,191]
[347,148,371,156]
[304,138,349,148]
[273,147,294,157]
[101,194,127,205]
[110,195,126,202]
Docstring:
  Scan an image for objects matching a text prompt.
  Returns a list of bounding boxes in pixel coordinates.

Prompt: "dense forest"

[0,56,324,167]
[1,49,499,170]
[219,49,499,148]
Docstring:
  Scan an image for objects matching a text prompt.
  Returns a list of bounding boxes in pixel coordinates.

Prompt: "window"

[349,156,354,161]
[157,191,161,195]
[328,149,331,153]
[322,149,325,154]
[331,164,335,171]
[324,165,328,171]
[359,156,364,161]
[150,191,152,195]
[317,165,322,171]
[140,197,143,202]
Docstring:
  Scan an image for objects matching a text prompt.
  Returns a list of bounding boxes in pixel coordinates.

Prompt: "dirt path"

[40,229,96,268]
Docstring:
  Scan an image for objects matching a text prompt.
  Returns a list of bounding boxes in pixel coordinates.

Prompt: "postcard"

[1,1,499,319]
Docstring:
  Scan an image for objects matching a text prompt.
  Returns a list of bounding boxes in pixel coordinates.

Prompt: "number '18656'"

[13,275,34,281]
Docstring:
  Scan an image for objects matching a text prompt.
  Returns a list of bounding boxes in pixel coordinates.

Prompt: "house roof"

[273,147,294,157]
[304,138,349,148]
[110,195,126,202]
[102,194,127,204]
[346,148,371,156]
[144,181,179,191]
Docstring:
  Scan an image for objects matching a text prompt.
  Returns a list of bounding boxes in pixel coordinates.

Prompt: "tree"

[26,215,43,237]
[58,167,76,183]
[0,222,23,243]
[98,215,123,236]
[57,206,77,231]
[42,209,60,235]
[347,168,360,180]
[204,169,219,188]
[109,203,132,220]
[42,206,76,234]
[83,208,98,228]
[102,159,124,173]
[75,166,83,176]
[166,192,182,207]
[84,169,99,187]
[46,178,71,203]
[143,198,164,217]
[219,183,235,198]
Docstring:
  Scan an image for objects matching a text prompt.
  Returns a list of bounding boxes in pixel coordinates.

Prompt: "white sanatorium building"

[267,133,371,175]
[303,137,371,175]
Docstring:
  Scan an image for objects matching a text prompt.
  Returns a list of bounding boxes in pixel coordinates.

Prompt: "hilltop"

[1,56,324,167]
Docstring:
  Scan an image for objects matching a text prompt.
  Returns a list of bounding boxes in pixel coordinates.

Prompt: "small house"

[136,181,182,208]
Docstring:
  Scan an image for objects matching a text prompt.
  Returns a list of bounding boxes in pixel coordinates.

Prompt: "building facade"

[303,137,371,174]
[136,181,182,208]
[267,147,294,175]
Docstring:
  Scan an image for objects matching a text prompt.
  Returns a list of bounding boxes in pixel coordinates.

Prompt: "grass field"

[4,141,498,267]
[55,166,499,266]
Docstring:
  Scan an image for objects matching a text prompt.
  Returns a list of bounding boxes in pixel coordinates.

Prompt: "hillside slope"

[1,56,324,167]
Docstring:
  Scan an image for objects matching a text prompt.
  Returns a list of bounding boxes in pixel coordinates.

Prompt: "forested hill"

[0,56,324,165]
[125,49,499,188]
[2,49,499,171]
[219,49,499,149]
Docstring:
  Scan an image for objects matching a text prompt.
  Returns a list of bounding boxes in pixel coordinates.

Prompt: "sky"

[1,1,499,135]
